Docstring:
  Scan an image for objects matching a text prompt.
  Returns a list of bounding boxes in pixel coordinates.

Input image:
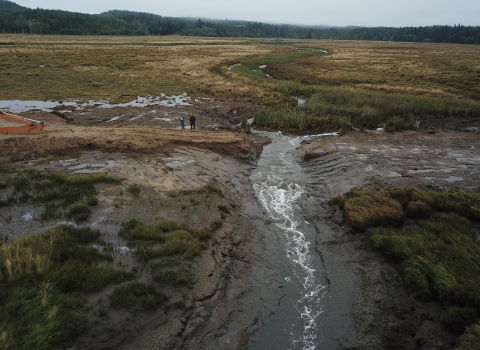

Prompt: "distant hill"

[0,0,478,44]
[0,0,26,11]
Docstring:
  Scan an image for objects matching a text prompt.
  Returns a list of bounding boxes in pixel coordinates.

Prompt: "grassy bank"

[330,187,480,339]
[252,79,480,133]
[0,225,133,350]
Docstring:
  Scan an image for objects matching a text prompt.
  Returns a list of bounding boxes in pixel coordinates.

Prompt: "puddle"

[227,63,241,71]
[386,171,402,178]
[411,147,431,153]
[56,221,78,228]
[0,94,192,113]
[66,161,120,174]
[21,212,35,221]
[408,169,434,174]
[444,176,464,183]
[291,96,306,106]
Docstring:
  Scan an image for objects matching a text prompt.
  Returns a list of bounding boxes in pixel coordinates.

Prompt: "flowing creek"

[248,131,335,350]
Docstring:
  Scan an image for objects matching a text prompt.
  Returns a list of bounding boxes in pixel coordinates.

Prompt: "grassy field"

[2,36,478,129]
[0,34,278,102]
[330,187,480,340]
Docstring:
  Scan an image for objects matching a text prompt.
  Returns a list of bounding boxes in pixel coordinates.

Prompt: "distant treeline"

[1,0,479,44]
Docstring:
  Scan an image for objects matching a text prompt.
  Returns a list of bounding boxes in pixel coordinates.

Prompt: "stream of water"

[249,131,335,350]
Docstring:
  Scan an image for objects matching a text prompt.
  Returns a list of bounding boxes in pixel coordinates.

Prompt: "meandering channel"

[248,131,334,350]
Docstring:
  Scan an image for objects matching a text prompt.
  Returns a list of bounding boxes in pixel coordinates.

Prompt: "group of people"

[179,114,196,130]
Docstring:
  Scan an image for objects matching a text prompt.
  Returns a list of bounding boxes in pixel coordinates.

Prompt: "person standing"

[179,115,185,130]
[190,114,196,130]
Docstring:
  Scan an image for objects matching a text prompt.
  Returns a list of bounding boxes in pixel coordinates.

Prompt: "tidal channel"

[248,131,334,350]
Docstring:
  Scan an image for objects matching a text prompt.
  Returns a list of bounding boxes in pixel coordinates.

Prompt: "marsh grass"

[334,187,480,336]
[0,168,122,221]
[0,225,133,350]
[254,85,480,132]
[343,192,404,231]
[67,203,92,223]
[126,184,141,197]
[119,219,212,260]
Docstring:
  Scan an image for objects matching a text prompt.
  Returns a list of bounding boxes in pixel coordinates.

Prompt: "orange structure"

[0,111,44,134]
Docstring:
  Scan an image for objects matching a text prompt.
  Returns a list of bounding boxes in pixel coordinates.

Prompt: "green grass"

[119,219,213,260]
[67,203,91,223]
[126,184,141,197]
[332,187,480,337]
[253,85,480,132]
[343,191,404,231]
[0,225,133,350]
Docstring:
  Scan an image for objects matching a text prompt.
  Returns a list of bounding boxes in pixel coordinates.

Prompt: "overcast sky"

[12,0,480,27]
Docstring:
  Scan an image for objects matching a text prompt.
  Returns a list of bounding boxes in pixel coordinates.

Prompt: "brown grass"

[1,35,478,106]
[266,40,480,100]
[0,34,279,102]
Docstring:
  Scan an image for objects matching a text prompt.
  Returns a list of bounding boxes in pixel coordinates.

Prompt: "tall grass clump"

[255,106,345,131]
[119,218,215,260]
[0,226,133,350]
[343,192,404,231]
